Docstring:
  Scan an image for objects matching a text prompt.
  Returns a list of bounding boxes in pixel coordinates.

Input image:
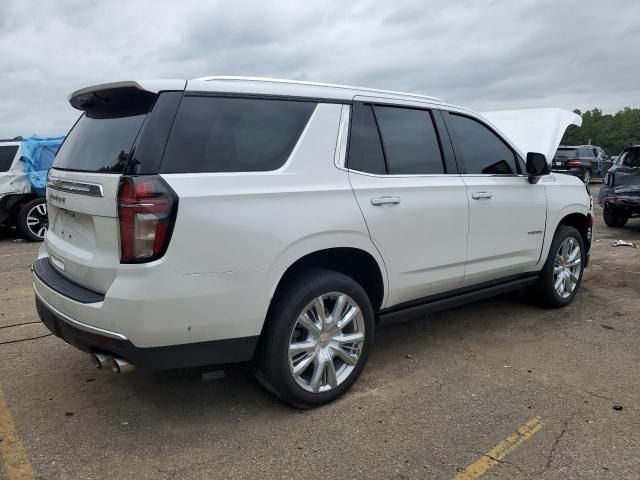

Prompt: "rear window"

[0,145,18,172]
[54,114,146,172]
[577,148,596,157]
[161,96,316,173]
[555,149,577,158]
[622,149,640,167]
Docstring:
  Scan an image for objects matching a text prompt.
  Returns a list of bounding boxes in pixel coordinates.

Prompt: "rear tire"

[581,169,591,184]
[535,225,585,308]
[603,204,629,228]
[16,198,48,242]
[256,269,374,408]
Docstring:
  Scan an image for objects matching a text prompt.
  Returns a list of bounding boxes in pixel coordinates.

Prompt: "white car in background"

[33,77,592,407]
[0,139,49,241]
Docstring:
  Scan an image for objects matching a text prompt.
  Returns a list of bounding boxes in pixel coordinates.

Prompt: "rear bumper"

[33,261,259,370]
[551,168,583,177]
[35,293,258,370]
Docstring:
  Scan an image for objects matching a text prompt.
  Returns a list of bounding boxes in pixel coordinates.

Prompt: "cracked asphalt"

[0,185,639,479]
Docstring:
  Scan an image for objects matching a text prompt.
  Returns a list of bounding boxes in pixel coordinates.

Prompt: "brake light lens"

[117,175,178,263]
[566,159,583,167]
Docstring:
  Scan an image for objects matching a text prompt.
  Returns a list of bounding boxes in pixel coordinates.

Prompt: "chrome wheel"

[288,292,365,393]
[26,203,48,239]
[553,237,581,299]
[583,170,591,184]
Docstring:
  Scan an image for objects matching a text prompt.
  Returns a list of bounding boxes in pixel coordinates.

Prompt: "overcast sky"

[1,0,638,137]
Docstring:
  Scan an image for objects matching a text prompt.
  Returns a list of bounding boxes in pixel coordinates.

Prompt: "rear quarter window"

[0,145,18,172]
[161,96,317,173]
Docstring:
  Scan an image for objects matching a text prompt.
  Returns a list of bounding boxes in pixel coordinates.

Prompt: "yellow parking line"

[454,416,544,479]
[0,390,34,480]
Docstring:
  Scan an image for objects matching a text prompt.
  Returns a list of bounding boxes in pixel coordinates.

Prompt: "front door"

[346,102,469,307]
[445,112,547,286]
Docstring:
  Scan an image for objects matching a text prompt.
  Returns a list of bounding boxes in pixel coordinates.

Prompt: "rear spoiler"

[69,80,186,118]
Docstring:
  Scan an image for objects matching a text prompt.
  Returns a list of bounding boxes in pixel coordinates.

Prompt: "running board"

[378,275,539,323]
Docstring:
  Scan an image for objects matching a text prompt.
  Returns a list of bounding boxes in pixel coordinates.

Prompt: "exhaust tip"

[91,353,111,369]
[109,357,134,374]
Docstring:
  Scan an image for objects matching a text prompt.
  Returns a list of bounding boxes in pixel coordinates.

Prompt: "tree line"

[561,107,640,155]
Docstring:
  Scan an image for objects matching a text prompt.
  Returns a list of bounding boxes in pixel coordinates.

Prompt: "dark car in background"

[552,145,609,183]
[599,145,640,227]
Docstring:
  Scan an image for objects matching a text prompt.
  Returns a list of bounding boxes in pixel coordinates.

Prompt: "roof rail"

[0,136,22,142]
[193,76,444,103]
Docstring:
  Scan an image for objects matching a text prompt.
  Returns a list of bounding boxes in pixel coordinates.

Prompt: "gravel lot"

[1,185,639,480]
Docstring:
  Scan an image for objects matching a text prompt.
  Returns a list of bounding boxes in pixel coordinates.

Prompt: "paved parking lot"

[1,185,639,480]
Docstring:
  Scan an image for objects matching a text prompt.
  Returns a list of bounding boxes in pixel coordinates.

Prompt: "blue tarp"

[20,135,65,196]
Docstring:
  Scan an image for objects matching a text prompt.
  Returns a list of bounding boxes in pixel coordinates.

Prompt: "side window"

[0,145,18,172]
[373,106,444,175]
[347,103,386,174]
[448,114,518,175]
[161,97,316,173]
[623,150,640,167]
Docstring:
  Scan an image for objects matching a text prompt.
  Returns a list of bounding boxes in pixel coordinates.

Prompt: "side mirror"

[526,152,550,184]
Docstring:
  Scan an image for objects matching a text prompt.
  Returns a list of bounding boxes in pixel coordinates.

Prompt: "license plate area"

[50,207,97,250]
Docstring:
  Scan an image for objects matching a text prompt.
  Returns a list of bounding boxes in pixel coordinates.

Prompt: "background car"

[552,145,608,183]
[599,144,640,227]
[0,136,64,241]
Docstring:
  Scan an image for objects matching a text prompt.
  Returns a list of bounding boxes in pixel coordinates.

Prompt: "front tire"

[603,204,629,228]
[535,225,585,308]
[16,198,48,242]
[256,269,374,408]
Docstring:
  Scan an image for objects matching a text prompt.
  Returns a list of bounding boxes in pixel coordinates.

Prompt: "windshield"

[53,114,146,173]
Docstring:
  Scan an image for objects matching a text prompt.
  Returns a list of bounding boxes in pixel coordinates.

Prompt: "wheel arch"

[558,212,591,248]
[268,246,387,312]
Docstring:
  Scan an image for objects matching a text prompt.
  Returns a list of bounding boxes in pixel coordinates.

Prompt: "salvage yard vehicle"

[599,144,640,227]
[33,77,593,407]
[551,145,603,184]
[0,136,64,241]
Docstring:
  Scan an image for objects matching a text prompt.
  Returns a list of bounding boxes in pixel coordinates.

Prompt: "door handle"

[471,192,493,200]
[371,196,401,206]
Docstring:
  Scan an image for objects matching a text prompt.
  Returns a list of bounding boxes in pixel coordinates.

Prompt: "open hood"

[480,108,582,163]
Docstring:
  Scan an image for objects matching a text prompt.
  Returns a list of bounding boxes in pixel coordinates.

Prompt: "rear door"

[444,112,547,286]
[347,102,468,307]
[45,84,183,293]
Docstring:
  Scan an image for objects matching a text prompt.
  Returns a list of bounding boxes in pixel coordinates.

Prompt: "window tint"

[577,148,595,157]
[374,106,444,174]
[555,148,577,159]
[347,103,386,174]
[449,114,517,175]
[161,97,316,173]
[0,145,18,172]
[623,149,640,167]
[54,114,146,172]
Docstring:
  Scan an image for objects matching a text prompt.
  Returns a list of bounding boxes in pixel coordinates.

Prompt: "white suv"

[33,77,593,407]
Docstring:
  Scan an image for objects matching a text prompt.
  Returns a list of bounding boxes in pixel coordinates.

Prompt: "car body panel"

[481,109,582,162]
[461,175,547,285]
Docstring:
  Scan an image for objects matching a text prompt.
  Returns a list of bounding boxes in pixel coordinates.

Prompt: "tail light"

[117,175,178,263]
[605,173,615,187]
[566,159,583,167]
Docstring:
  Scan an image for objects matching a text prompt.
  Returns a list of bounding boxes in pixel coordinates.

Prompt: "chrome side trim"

[46,177,104,197]
[33,282,128,341]
[334,104,351,169]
